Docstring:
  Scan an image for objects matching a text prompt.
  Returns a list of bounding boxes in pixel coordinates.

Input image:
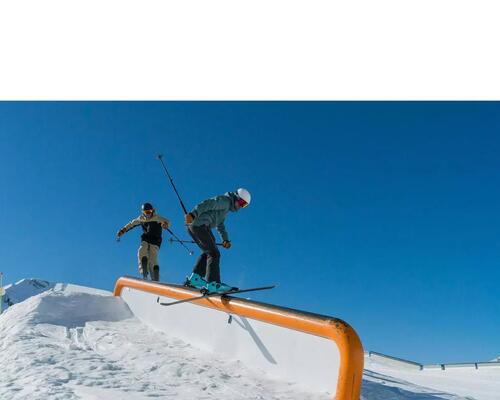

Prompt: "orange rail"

[114,276,364,400]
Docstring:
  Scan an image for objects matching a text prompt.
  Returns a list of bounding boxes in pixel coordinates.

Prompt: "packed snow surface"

[364,358,500,400]
[1,279,499,399]
[0,281,329,399]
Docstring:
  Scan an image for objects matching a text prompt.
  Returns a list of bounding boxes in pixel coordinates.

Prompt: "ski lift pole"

[157,154,189,215]
[166,228,194,255]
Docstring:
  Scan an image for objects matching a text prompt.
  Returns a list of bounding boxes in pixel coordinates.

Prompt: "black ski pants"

[187,224,221,283]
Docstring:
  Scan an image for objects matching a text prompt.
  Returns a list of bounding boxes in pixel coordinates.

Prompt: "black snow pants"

[187,224,221,283]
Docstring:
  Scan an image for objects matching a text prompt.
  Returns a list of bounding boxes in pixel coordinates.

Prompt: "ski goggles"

[237,198,248,208]
[143,209,154,215]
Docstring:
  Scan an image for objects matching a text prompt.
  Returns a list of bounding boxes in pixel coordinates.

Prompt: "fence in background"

[366,351,500,371]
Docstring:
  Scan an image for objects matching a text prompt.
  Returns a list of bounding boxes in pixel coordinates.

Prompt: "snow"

[1,278,499,400]
[2,278,55,308]
[0,280,330,400]
[1,278,109,311]
[364,357,500,400]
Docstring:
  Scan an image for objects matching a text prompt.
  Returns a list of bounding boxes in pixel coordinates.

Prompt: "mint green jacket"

[190,192,238,241]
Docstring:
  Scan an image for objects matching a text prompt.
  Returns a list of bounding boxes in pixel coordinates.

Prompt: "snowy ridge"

[2,278,55,310]
[0,279,498,399]
[1,278,110,313]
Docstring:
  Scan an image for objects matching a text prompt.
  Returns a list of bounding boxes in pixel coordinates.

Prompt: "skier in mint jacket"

[184,188,251,293]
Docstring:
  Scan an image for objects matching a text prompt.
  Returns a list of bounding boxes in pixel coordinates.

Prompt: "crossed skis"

[157,285,276,307]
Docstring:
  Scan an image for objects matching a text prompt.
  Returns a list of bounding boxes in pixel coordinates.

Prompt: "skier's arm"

[154,215,171,229]
[118,217,142,237]
[190,196,230,219]
[216,221,229,242]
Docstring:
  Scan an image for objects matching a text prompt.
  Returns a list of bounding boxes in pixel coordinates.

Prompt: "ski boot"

[204,281,238,294]
[184,273,207,290]
[152,265,160,282]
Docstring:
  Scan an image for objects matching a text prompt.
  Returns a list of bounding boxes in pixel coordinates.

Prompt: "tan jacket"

[122,213,171,247]
[123,214,170,231]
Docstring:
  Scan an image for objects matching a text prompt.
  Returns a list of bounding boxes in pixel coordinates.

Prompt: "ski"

[156,285,276,307]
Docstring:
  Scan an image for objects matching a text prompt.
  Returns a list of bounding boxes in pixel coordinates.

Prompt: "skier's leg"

[141,257,148,279]
[149,244,160,282]
[192,254,207,276]
[137,242,149,279]
[152,265,160,281]
[188,225,211,277]
[204,229,236,292]
[146,244,153,278]
[205,229,221,283]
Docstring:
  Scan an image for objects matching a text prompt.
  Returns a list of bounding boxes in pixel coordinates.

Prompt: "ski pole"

[157,154,189,215]
[166,228,194,255]
[168,238,224,247]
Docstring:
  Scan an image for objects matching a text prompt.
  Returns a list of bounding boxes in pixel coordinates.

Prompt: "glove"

[185,213,194,224]
[222,240,231,249]
[117,228,126,237]
[161,221,170,229]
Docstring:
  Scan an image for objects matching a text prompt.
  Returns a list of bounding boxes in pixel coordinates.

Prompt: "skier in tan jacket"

[117,202,170,281]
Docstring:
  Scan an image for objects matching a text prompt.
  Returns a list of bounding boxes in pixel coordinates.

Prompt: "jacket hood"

[226,192,238,212]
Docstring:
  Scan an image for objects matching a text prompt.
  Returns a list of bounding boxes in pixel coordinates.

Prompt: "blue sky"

[0,102,499,364]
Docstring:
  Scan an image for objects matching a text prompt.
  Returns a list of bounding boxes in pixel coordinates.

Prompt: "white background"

[1,1,499,99]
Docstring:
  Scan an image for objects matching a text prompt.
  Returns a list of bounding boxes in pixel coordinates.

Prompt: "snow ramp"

[114,276,364,400]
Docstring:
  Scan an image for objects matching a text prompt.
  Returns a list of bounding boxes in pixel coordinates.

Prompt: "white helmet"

[236,188,251,207]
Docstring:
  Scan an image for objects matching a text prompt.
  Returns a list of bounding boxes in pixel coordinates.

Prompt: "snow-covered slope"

[0,279,498,400]
[364,357,500,400]
[0,281,331,399]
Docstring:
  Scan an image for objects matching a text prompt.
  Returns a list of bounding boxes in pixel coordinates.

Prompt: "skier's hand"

[117,228,126,237]
[185,213,194,224]
[222,240,231,249]
[161,221,170,229]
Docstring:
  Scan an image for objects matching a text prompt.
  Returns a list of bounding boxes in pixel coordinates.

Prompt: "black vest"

[141,221,163,247]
